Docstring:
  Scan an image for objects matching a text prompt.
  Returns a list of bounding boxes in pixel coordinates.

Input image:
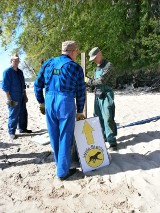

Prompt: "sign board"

[74,117,110,173]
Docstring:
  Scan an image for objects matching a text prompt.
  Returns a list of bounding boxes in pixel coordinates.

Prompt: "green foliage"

[0,0,160,78]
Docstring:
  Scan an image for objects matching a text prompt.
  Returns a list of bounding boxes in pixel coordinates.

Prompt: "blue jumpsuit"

[2,67,28,135]
[34,55,85,178]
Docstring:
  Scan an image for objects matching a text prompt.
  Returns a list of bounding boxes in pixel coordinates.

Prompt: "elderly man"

[2,54,32,139]
[34,41,86,180]
[88,47,117,151]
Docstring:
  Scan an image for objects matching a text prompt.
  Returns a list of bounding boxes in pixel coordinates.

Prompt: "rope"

[117,115,160,129]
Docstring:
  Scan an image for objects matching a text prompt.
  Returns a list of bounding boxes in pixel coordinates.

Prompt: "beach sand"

[0,88,160,213]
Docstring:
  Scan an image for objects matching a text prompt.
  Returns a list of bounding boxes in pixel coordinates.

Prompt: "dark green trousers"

[94,90,117,145]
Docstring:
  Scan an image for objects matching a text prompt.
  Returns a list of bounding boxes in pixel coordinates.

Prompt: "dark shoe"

[109,144,117,151]
[59,168,78,181]
[19,129,32,133]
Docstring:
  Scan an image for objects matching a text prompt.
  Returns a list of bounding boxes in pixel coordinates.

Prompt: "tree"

[0,0,159,78]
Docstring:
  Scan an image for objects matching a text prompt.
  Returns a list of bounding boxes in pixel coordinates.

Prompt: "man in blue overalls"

[34,41,86,180]
[2,54,32,140]
[88,47,117,151]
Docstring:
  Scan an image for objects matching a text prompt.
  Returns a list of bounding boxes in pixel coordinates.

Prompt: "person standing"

[2,53,32,139]
[88,47,117,151]
[34,41,86,180]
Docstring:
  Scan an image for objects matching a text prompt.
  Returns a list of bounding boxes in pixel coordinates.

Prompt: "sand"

[0,88,160,213]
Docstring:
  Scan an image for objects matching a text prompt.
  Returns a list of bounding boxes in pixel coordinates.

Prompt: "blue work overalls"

[45,57,76,178]
[94,68,117,145]
[8,95,28,134]
[2,67,28,135]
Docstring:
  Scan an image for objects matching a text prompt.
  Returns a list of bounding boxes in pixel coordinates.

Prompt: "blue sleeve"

[2,69,11,92]
[19,69,26,90]
[76,66,86,113]
[34,65,46,104]
[34,60,49,104]
[34,58,53,104]
[22,73,26,90]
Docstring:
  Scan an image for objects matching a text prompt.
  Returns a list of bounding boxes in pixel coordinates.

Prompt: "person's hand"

[76,113,85,121]
[6,99,18,107]
[85,78,93,87]
[39,103,45,115]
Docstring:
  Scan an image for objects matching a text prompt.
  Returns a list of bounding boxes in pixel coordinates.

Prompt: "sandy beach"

[0,88,160,213]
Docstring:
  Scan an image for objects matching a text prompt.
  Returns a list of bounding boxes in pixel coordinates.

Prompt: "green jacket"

[93,59,116,91]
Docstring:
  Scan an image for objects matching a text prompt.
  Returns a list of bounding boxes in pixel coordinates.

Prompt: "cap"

[62,41,77,51]
[88,47,100,61]
[11,53,19,60]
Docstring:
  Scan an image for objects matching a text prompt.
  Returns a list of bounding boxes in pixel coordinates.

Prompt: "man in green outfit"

[88,47,117,151]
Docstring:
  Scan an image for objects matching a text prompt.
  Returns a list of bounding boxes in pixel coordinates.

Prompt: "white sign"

[74,117,110,173]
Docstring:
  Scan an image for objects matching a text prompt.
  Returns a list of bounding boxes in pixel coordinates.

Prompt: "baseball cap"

[88,47,100,61]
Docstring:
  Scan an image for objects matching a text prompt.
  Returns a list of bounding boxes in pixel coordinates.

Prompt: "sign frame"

[74,117,111,173]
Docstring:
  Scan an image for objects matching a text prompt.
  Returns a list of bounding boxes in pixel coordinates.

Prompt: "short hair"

[10,53,20,61]
[62,41,78,51]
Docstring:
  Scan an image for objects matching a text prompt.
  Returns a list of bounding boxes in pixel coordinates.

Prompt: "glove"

[39,103,45,115]
[76,113,85,121]
[6,99,18,107]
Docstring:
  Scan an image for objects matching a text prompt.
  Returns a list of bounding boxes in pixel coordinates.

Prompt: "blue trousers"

[45,91,76,178]
[8,96,28,134]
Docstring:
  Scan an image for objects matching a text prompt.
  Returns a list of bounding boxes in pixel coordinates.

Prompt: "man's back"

[34,40,86,180]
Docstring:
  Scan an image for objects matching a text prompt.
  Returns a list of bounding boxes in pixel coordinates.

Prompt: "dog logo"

[85,148,104,168]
